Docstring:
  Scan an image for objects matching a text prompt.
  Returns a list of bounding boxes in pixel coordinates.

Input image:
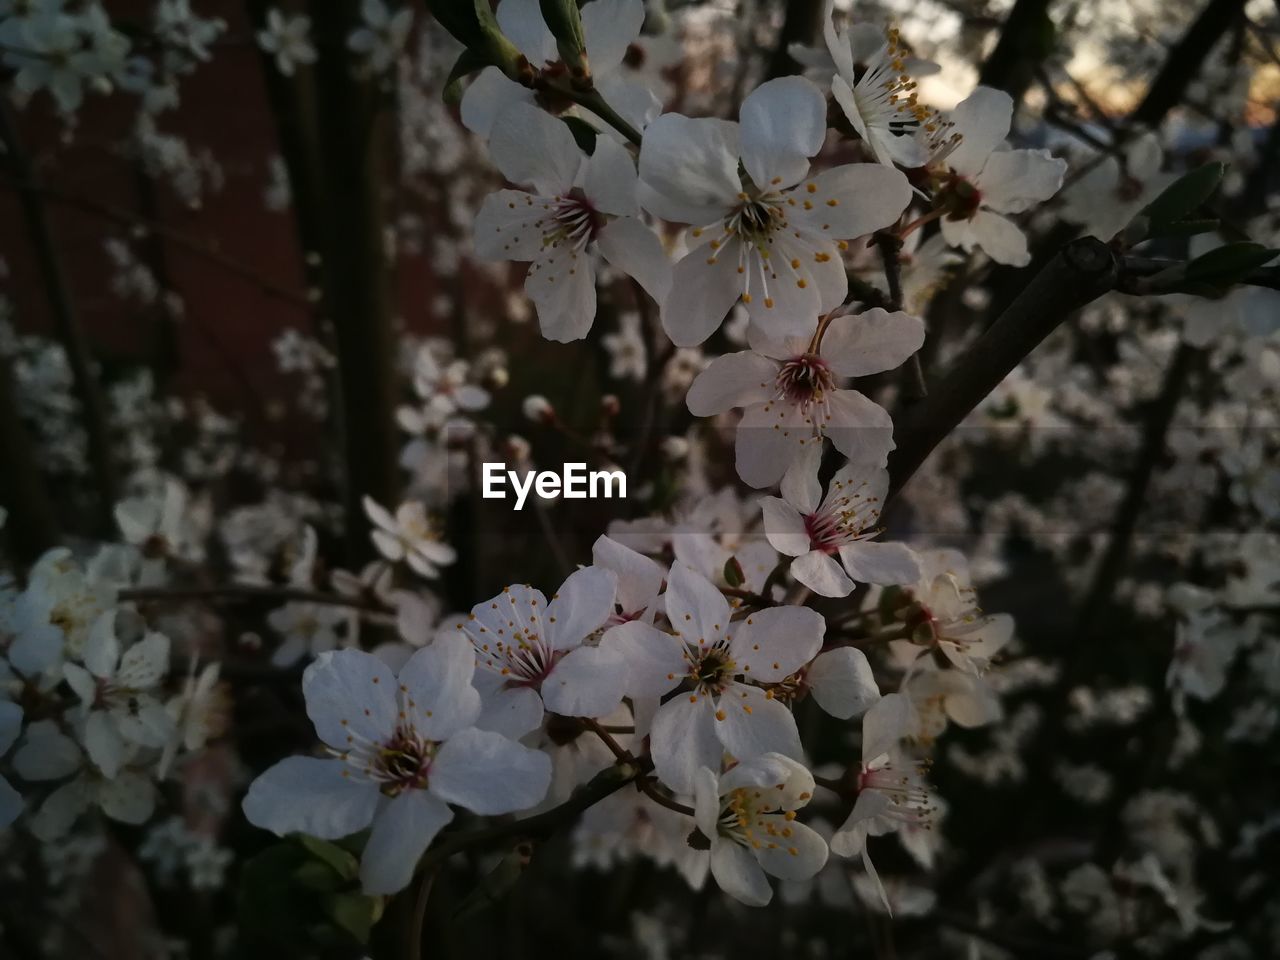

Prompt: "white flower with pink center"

[829,692,934,911]
[446,567,625,739]
[473,102,670,343]
[604,562,824,794]
[242,641,551,894]
[760,444,921,597]
[686,307,925,487]
[932,87,1067,267]
[637,76,912,346]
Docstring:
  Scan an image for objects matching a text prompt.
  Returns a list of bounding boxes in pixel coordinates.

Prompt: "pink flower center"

[775,354,835,409]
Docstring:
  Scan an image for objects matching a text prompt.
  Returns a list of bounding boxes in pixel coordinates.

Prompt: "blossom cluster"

[0,0,1276,956]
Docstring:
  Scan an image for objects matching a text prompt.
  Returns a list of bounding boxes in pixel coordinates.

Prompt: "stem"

[406,865,438,960]
[886,237,1119,502]
[413,760,643,878]
[550,83,643,147]
[583,719,697,817]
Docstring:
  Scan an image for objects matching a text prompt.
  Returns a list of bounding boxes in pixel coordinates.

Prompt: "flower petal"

[242,756,380,839]
[430,727,552,815]
[729,606,825,681]
[397,633,481,740]
[359,788,453,895]
[662,236,749,346]
[791,550,855,597]
[839,541,920,586]
[597,216,672,305]
[600,620,686,698]
[546,566,618,651]
[527,246,599,342]
[686,351,777,417]
[638,113,740,223]
[820,308,925,378]
[824,390,895,466]
[664,562,731,650]
[806,647,880,719]
[650,693,721,794]
[946,86,1012,177]
[473,189,553,262]
[977,148,1066,213]
[739,76,826,191]
[759,496,810,557]
[580,0,645,74]
[303,649,399,751]
[489,102,582,196]
[789,164,912,238]
[711,837,773,905]
[714,683,803,762]
[755,816,828,880]
[541,644,628,717]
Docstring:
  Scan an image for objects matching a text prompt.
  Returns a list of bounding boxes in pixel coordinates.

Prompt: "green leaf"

[328,892,384,945]
[1140,162,1225,230]
[297,835,360,881]
[561,115,599,155]
[1183,242,1277,285]
[423,0,484,49]
[443,48,491,104]
[722,556,745,588]
[540,0,590,78]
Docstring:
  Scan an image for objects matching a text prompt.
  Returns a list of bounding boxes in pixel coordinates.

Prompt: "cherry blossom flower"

[446,567,624,732]
[256,9,316,77]
[927,87,1066,266]
[829,693,933,910]
[9,548,119,676]
[12,719,157,840]
[1060,132,1169,241]
[819,10,934,168]
[638,76,912,345]
[605,562,824,793]
[686,307,925,486]
[266,600,347,667]
[591,535,665,626]
[347,0,413,74]
[890,549,1013,675]
[242,641,551,894]
[160,662,229,777]
[63,614,173,779]
[473,102,671,342]
[460,0,661,139]
[602,310,648,382]
[760,445,921,596]
[693,753,827,906]
[363,496,456,579]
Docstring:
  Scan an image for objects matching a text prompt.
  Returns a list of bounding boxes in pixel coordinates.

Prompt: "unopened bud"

[600,394,621,416]
[522,395,555,424]
[660,436,689,461]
